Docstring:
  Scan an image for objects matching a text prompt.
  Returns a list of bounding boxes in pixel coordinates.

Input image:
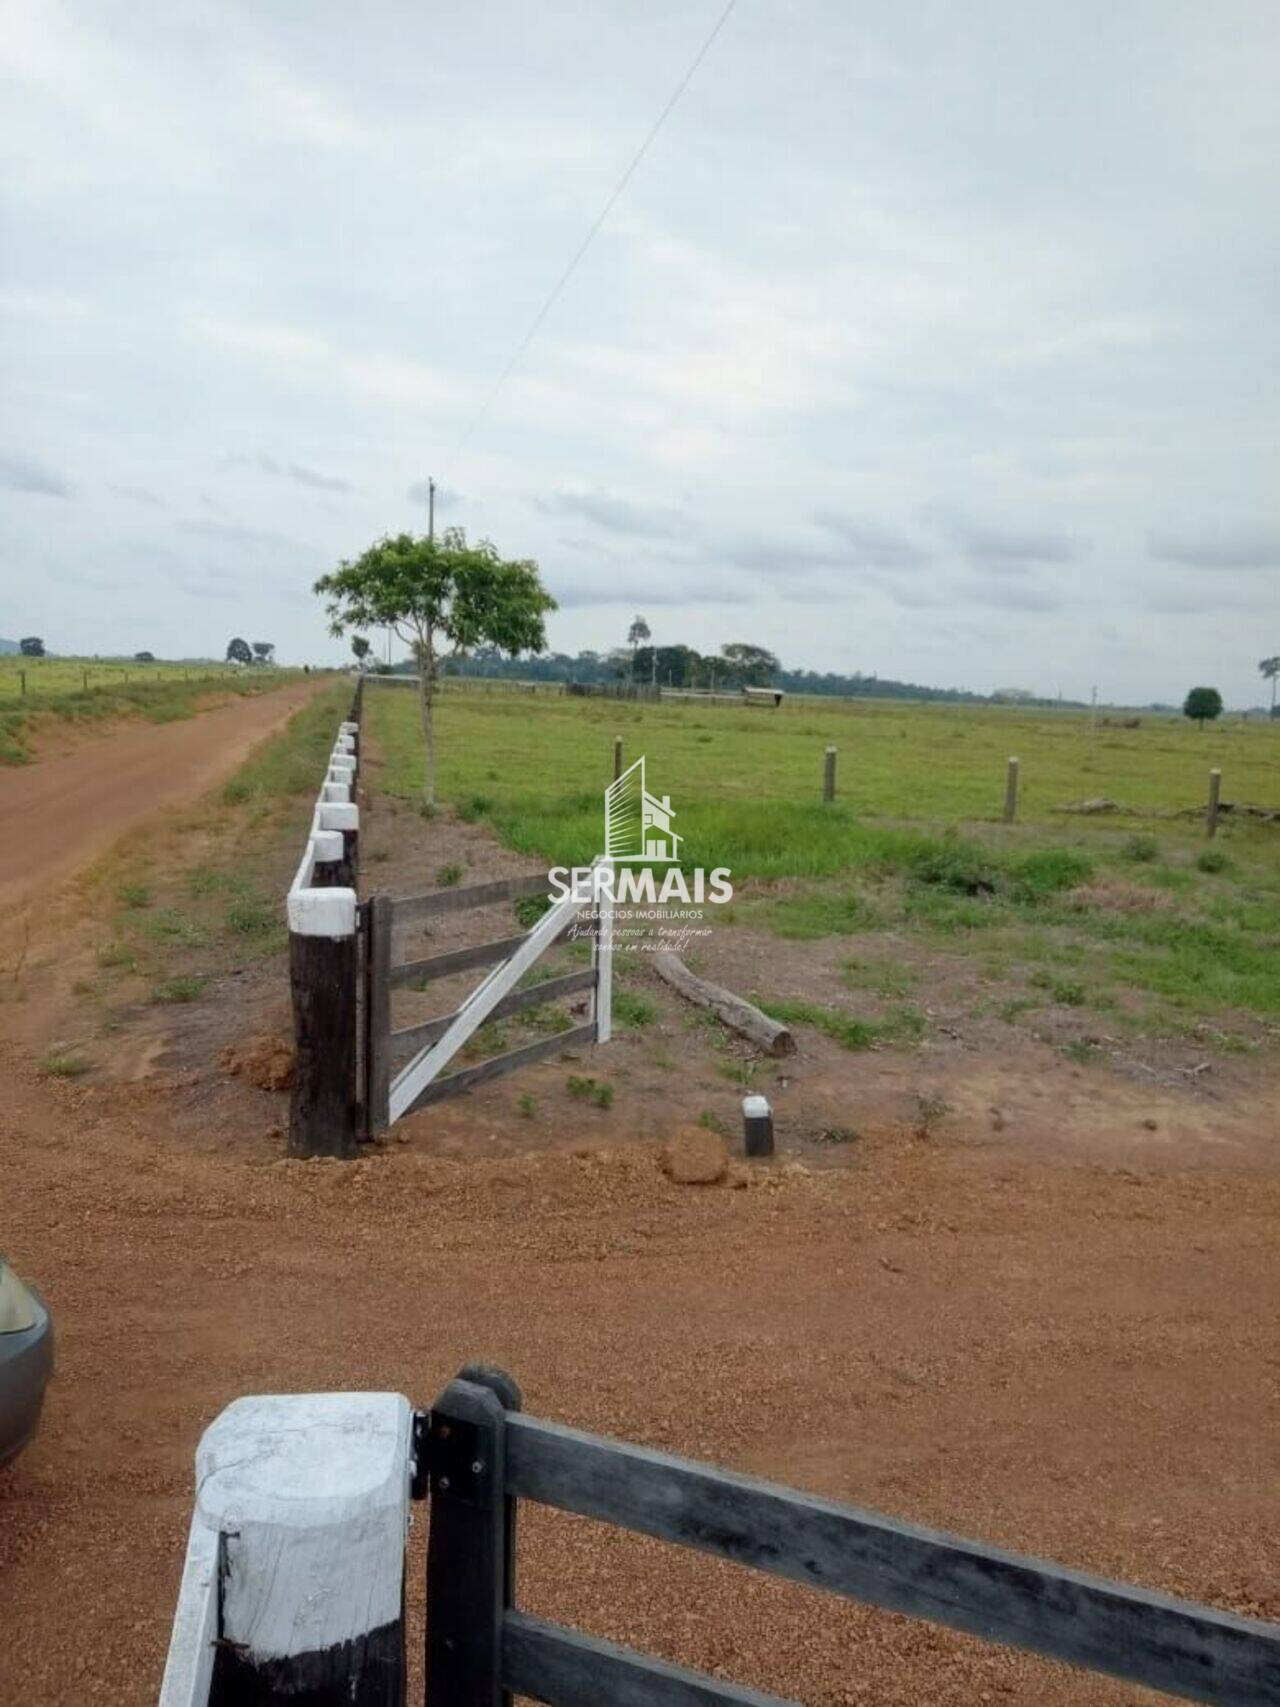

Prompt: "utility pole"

[427,476,436,544]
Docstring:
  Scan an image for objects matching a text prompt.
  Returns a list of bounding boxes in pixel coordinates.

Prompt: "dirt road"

[0,682,320,910]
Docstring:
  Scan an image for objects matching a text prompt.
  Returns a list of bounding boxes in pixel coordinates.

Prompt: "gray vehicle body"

[0,1287,53,1467]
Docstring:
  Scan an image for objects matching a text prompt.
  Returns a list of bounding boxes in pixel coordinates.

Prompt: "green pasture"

[370,684,1277,859]
[367,685,1280,1040]
[0,657,307,764]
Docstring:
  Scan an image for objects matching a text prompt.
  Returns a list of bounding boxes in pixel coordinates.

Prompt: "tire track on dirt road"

[0,681,326,911]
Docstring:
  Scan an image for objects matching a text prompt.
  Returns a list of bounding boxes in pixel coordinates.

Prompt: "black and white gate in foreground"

[160,1368,1279,1707]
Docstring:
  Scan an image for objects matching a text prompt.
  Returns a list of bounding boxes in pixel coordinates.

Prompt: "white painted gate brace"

[387,859,614,1124]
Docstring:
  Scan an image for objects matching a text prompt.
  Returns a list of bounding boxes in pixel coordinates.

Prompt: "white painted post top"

[742,1094,772,1119]
[288,884,357,936]
[199,1392,413,1661]
[317,801,359,833]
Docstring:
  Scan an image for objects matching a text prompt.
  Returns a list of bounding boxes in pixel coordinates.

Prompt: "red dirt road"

[0,683,320,911]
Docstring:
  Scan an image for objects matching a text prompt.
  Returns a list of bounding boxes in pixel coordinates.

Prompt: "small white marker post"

[743,1093,774,1158]
[160,1392,413,1707]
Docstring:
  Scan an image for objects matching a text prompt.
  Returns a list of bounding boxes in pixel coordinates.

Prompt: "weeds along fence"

[287,679,613,1159]
[161,1365,1279,1706]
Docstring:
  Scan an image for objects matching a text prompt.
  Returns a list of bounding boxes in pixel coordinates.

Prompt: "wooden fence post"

[425,1375,518,1706]
[159,1392,413,1707]
[1003,756,1020,824]
[594,872,614,1044]
[288,886,359,1160]
[365,893,392,1138]
[743,1093,775,1158]
[1206,768,1221,839]
[613,735,623,781]
[823,745,837,803]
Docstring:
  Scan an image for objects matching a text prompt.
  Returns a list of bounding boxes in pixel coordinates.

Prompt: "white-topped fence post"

[159,1392,413,1707]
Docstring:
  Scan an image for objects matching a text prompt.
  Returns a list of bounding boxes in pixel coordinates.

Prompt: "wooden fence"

[161,1367,1280,1705]
[364,868,610,1134]
[287,683,613,1156]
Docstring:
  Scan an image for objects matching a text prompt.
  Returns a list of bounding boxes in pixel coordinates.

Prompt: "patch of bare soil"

[1,744,1276,1703]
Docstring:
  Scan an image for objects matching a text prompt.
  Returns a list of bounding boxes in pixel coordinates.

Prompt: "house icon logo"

[604,757,682,862]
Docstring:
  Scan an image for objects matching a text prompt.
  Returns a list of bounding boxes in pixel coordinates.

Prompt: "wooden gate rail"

[389,969,597,1065]
[365,865,612,1135]
[161,1370,1280,1705]
[424,1372,1280,1707]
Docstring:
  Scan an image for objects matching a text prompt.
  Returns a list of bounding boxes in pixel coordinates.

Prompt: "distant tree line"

[412,639,1081,707]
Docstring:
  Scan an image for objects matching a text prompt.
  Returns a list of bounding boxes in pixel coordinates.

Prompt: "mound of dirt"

[661,1127,729,1184]
[219,1035,295,1092]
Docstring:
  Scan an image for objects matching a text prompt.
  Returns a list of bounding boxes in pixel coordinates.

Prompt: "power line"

[452,0,739,459]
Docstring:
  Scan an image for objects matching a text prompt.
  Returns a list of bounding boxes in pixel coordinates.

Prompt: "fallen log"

[653,952,795,1056]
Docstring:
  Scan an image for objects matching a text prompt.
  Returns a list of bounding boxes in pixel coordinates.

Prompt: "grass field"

[367,683,1280,1041]
[0,657,309,763]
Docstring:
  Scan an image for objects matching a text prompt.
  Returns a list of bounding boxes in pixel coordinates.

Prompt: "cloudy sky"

[2,1,1277,703]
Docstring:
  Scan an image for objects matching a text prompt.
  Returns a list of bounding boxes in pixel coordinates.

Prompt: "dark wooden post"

[364,893,392,1137]
[743,1093,775,1158]
[1206,768,1221,838]
[823,745,837,803]
[425,1372,521,1706]
[288,885,359,1159]
[613,734,623,780]
[1003,756,1020,824]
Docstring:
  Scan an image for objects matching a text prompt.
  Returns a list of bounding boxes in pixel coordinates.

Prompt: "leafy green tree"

[351,635,371,666]
[252,641,275,665]
[226,637,252,665]
[1259,655,1279,716]
[1183,685,1223,727]
[720,642,779,687]
[19,636,45,657]
[315,528,555,804]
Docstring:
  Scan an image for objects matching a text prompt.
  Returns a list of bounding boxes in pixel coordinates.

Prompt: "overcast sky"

[2,1,1277,703]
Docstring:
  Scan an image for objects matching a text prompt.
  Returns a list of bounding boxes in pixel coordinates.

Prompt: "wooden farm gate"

[162,1366,1280,1705]
[286,681,614,1157]
[362,869,612,1135]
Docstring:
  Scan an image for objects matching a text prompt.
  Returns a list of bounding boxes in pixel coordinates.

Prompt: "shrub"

[1121,835,1159,863]
[1196,849,1230,874]
[905,835,997,895]
[1008,848,1093,901]
[435,863,463,887]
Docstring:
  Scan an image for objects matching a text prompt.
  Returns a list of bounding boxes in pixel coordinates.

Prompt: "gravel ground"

[1,1046,1275,1704]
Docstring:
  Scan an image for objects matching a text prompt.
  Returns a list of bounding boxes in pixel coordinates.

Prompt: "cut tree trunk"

[653,952,795,1056]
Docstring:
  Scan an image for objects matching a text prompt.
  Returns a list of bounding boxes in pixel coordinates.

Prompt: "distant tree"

[252,641,275,665]
[315,528,555,805]
[351,636,371,667]
[1260,655,1280,717]
[626,615,651,680]
[1183,686,1223,727]
[134,651,155,662]
[720,642,779,687]
[19,636,45,657]
[226,637,253,665]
